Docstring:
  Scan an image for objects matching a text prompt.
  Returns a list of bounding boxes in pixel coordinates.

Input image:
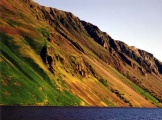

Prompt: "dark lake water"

[1,107,162,120]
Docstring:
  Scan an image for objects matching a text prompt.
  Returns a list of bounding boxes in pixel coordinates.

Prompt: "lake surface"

[1,107,162,120]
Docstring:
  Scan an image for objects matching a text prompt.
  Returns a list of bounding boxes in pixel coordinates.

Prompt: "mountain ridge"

[0,0,162,107]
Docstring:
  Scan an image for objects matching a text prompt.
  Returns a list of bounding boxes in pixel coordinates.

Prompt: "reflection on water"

[1,107,162,120]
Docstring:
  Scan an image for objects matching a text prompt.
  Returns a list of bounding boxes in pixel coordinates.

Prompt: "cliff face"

[0,0,162,107]
[81,19,162,76]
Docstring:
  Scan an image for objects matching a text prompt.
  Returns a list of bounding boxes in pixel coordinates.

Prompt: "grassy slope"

[0,1,81,105]
[0,0,161,107]
[0,29,81,106]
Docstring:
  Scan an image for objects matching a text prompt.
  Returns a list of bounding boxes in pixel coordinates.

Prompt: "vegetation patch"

[111,89,132,106]
[99,79,108,87]
[22,35,44,54]
[7,20,19,27]
[0,32,13,46]
[37,28,49,38]
[57,75,67,88]
[42,28,49,37]
[104,99,115,107]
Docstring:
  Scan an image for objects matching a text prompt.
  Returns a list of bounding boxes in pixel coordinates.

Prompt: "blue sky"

[34,0,162,62]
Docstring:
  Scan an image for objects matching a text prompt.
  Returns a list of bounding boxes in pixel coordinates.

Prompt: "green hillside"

[0,0,162,107]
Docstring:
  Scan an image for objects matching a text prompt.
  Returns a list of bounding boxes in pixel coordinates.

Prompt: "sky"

[34,0,162,62]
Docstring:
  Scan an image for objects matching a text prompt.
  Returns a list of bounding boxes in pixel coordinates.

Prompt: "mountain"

[0,0,162,107]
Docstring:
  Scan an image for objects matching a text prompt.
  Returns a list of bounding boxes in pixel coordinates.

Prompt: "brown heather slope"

[0,0,162,107]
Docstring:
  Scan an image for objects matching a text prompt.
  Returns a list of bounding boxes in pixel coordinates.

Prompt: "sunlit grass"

[108,66,159,106]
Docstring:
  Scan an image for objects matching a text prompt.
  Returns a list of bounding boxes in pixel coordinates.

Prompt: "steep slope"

[0,0,162,107]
